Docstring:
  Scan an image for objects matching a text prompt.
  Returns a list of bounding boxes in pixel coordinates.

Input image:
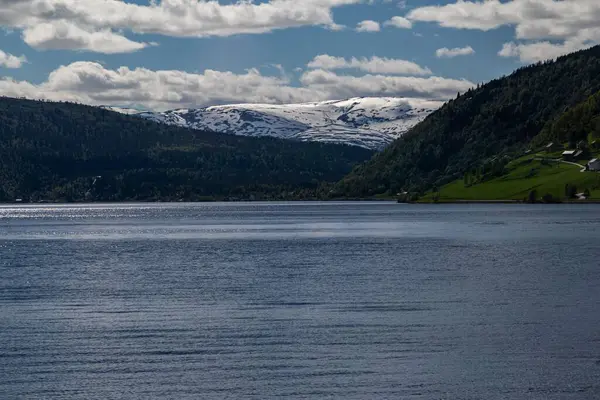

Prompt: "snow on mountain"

[100,105,144,115]
[110,97,442,150]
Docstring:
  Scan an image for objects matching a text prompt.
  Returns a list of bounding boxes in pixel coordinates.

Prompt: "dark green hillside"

[533,89,600,147]
[335,46,600,198]
[0,97,373,202]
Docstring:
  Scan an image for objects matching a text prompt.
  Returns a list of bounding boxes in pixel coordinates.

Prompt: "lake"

[1,202,599,399]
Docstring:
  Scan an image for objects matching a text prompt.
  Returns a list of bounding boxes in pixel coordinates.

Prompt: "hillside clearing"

[423,158,600,202]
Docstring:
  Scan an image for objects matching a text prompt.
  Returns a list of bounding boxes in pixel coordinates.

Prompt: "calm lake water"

[1,202,600,399]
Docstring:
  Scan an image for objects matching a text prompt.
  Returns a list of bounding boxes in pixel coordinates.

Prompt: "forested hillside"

[0,97,373,202]
[533,89,600,147]
[335,46,600,197]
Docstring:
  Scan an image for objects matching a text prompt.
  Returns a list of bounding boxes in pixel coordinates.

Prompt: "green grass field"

[423,157,600,202]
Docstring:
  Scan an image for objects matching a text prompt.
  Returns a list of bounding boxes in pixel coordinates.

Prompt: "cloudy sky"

[0,0,598,111]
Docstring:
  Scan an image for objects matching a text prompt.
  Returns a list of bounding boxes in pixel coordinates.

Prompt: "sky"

[0,0,599,111]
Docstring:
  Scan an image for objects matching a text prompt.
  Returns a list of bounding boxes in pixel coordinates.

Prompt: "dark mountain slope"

[0,97,373,202]
[335,46,600,197]
[533,89,600,147]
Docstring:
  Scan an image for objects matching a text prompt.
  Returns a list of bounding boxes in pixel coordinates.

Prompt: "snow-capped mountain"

[105,97,441,150]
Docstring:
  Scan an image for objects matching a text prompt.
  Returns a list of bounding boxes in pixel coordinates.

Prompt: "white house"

[562,150,577,160]
[588,158,600,171]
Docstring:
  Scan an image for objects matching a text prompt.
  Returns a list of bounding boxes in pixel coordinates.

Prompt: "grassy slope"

[423,154,600,202]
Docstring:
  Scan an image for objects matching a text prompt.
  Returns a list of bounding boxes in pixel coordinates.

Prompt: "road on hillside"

[534,157,587,172]
[561,160,587,171]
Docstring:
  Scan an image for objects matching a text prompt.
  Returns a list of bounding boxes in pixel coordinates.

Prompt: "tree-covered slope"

[335,46,600,197]
[533,89,600,147]
[0,97,373,202]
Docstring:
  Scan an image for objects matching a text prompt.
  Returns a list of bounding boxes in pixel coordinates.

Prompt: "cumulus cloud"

[0,61,319,110]
[497,40,588,62]
[307,54,431,75]
[300,69,474,100]
[384,16,412,29]
[0,49,26,68]
[407,0,517,31]
[356,20,381,32]
[436,46,475,58]
[0,0,365,53]
[407,0,600,62]
[0,61,473,110]
[22,21,148,53]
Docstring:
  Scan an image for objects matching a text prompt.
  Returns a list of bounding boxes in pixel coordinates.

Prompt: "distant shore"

[3,198,600,205]
[412,199,600,204]
[1,198,392,205]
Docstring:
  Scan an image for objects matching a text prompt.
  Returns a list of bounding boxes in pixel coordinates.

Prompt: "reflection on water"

[1,202,600,399]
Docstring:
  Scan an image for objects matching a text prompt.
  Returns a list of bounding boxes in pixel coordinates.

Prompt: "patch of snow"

[100,105,144,115]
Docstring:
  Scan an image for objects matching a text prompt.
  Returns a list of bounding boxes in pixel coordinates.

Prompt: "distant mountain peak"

[105,97,441,150]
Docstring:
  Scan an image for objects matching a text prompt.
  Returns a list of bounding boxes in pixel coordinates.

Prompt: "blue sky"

[0,0,597,110]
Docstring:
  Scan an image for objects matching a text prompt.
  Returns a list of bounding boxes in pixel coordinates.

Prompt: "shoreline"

[413,199,600,204]
[0,198,393,205]
[3,198,600,205]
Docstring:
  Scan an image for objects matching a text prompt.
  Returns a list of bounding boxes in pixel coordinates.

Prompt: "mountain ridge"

[103,97,441,151]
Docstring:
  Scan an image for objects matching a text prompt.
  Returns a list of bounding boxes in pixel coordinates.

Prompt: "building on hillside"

[588,158,600,171]
[574,150,584,159]
[545,142,561,152]
[562,150,577,161]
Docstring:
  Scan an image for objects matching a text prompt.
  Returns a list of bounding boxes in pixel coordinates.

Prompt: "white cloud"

[22,21,148,54]
[407,0,600,62]
[436,46,475,58]
[0,61,318,110]
[307,54,431,75]
[0,49,26,68]
[0,0,366,53]
[356,20,381,32]
[0,60,473,111]
[407,0,517,31]
[497,39,588,62]
[384,16,412,29]
[300,69,474,100]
